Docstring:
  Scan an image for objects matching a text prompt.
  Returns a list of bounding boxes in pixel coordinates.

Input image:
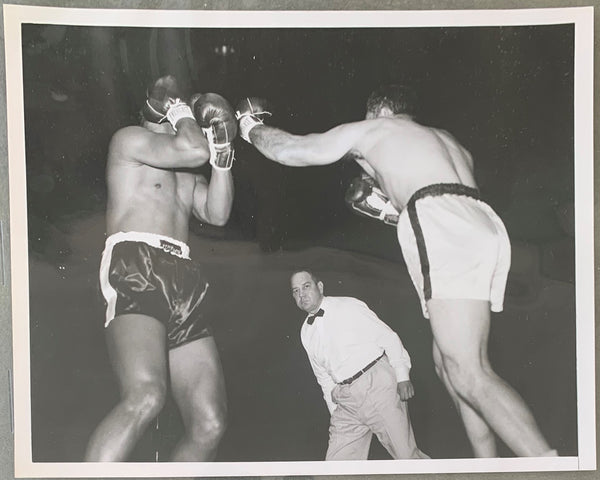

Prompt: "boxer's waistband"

[104,231,190,259]
[408,183,481,207]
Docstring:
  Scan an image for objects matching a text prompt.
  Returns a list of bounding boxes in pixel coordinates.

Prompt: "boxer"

[235,86,556,458]
[86,75,236,462]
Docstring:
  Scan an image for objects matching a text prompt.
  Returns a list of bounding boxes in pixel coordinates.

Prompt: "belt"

[339,353,385,385]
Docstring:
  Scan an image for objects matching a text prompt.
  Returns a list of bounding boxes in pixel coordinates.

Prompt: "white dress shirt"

[300,296,412,414]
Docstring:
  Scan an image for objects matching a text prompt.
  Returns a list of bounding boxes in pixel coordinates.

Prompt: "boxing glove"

[235,97,272,143]
[191,93,237,170]
[345,174,400,226]
[142,75,194,130]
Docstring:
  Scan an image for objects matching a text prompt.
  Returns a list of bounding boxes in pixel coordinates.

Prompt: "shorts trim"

[409,183,480,203]
[406,183,481,303]
[407,201,432,301]
[103,231,190,259]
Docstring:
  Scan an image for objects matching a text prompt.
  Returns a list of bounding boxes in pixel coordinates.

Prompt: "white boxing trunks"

[396,183,511,319]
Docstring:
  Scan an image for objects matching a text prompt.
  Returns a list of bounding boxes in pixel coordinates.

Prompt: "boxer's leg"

[169,336,227,461]
[433,340,497,457]
[85,314,168,462]
[428,298,553,457]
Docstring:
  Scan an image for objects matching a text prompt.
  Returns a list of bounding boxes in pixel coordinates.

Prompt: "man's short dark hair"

[366,84,418,118]
[290,269,321,285]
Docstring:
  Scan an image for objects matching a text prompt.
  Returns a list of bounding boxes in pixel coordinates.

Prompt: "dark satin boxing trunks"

[99,231,211,349]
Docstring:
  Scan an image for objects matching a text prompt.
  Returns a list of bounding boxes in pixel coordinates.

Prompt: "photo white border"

[4,4,595,477]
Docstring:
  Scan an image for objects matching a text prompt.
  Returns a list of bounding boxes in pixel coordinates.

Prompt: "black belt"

[339,353,385,385]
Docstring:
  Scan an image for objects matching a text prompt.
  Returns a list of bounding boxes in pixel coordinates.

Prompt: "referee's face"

[291,271,324,314]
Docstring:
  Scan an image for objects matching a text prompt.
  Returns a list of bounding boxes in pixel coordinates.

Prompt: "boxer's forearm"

[192,171,233,226]
[248,125,313,166]
[249,121,369,168]
[205,169,234,226]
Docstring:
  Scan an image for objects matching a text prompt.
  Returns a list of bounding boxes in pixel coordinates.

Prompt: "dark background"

[22,23,577,462]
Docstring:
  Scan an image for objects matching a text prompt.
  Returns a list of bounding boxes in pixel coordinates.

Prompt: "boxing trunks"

[396,183,511,319]
[99,231,211,349]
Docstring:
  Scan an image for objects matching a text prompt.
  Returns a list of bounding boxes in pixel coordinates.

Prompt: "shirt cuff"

[394,364,411,383]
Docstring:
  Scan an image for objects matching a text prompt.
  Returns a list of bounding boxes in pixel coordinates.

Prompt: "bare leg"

[428,299,552,457]
[433,341,497,457]
[85,314,168,461]
[169,336,227,461]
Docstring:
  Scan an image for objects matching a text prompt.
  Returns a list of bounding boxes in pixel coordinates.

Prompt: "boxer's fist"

[345,173,374,204]
[142,75,194,129]
[235,97,272,143]
[191,93,237,170]
[345,174,400,226]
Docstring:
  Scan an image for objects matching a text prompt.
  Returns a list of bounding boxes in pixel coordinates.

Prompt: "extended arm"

[236,97,371,167]
[249,123,371,167]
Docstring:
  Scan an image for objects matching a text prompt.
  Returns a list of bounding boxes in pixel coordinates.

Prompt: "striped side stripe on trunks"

[406,183,480,301]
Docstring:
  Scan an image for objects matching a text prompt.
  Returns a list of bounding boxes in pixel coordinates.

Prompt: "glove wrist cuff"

[166,102,195,130]
[238,115,263,143]
[203,127,235,170]
[209,146,235,171]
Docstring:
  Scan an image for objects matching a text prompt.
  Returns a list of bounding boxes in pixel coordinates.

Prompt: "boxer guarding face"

[86,75,236,462]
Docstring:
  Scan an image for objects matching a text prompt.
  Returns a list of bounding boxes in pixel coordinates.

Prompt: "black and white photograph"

[4,3,595,478]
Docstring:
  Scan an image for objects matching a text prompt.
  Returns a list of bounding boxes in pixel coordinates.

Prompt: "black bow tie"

[307,308,325,325]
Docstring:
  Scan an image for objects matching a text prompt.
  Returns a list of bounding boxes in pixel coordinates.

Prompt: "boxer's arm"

[111,123,210,170]
[191,170,234,226]
[248,121,372,167]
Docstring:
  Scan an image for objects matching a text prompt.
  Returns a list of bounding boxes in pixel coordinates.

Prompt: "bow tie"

[307,308,325,325]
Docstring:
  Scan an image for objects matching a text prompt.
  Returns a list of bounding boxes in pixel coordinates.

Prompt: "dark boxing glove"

[191,93,237,171]
[235,97,272,143]
[142,75,194,130]
[345,174,400,226]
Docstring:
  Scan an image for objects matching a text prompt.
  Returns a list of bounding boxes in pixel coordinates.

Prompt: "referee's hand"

[397,380,415,401]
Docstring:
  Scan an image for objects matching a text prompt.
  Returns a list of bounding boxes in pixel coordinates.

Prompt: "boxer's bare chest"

[144,167,195,201]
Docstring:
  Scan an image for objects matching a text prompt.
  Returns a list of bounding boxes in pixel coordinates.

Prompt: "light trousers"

[326,357,429,460]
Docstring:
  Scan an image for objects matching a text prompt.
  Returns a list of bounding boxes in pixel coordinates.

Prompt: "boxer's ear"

[379,106,395,118]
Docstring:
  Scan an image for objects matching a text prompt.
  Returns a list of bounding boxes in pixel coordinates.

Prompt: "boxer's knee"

[120,380,167,422]
[187,404,228,447]
[441,355,490,407]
